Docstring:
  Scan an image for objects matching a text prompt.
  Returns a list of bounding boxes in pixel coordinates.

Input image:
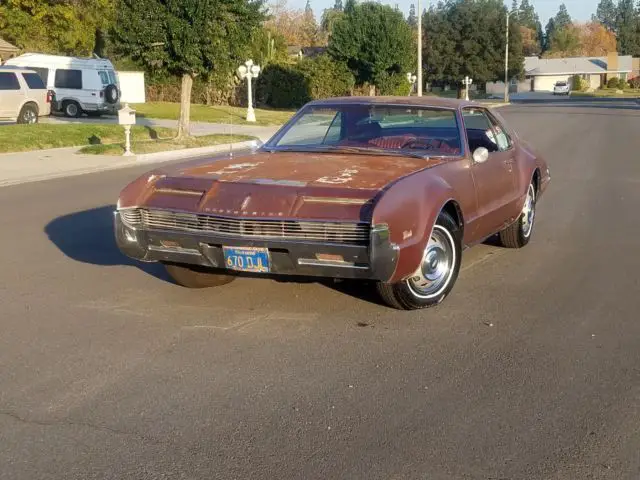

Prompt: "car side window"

[54,69,82,89]
[22,73,46,90]
[0,72,21,90]
[461,108,500,153]
[485,112,512,152]
[322,112,343,144]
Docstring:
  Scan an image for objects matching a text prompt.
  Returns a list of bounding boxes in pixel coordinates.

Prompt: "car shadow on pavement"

[44,205,171,282]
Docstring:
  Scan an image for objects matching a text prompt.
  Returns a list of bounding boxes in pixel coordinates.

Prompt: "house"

[0,37,20,63]
[487,52,635,95]
[287,46,328,60]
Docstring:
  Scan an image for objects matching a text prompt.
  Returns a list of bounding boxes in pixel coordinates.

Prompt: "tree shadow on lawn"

[43,204,385,305]
[44,205,170,282]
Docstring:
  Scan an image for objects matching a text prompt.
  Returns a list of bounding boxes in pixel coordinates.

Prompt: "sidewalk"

[0,140,257,187]
[43,116,280,142]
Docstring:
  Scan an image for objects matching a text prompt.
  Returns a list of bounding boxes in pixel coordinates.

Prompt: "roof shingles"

[524,55,632,76]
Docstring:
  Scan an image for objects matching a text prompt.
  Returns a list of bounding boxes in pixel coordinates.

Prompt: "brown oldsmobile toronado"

[115,97,550,310]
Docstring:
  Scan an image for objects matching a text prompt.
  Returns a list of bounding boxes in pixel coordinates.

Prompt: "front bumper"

[114,211,399,281]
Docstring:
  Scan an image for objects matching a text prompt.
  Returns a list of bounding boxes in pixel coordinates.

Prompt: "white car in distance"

[553,81,571,96]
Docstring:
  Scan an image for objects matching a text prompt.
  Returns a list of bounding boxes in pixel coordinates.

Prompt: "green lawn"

[0,124,174,153]
[132,102,295,126]
[79,134,255,155]
[572,89,640,98]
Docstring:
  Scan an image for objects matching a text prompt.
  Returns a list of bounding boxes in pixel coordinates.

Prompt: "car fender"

[371,173,459,283]
[515,142,548,198]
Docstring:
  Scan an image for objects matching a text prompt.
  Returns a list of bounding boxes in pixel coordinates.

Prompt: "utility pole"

[504,10,510,103]
[417,0,422,96]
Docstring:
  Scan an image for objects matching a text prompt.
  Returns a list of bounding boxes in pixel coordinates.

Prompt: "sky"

[299,0,599,26]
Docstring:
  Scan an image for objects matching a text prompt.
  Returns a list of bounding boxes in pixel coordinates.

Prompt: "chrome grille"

[120,208,142,226]
[121,208,370,245]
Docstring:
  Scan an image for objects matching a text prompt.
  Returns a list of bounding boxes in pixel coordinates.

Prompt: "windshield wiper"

[274,144,435,160]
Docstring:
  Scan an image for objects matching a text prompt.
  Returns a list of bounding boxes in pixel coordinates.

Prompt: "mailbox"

[118,104,136,125]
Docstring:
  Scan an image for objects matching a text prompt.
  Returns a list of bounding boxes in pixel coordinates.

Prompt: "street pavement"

[1,100,639,479]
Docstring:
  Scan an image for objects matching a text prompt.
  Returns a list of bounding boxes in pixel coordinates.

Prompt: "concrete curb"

[0,141,258,188]
[133,140,257,164]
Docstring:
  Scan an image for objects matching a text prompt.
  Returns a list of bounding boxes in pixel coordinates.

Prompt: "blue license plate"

[222,246,270,273]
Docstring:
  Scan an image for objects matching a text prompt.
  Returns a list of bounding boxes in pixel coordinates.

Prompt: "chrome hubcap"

[24,110,36,124]
[407,225,455,298]
[67,104,77,116]
[521,184,535,238]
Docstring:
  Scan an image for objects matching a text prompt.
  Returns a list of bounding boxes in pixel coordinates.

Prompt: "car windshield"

[268,104,461,157]
[556,82,567,86]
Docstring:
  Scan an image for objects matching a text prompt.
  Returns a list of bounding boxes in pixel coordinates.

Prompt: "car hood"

[120,150,447,221]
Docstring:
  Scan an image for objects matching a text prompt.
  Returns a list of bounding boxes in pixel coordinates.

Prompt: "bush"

[572,75,588,92]
[376,72,411,96]
[297,55,355,100]
[256,64,310,108]
[607,77,627,89]
[256,56,355,108]
[629,77,640,89]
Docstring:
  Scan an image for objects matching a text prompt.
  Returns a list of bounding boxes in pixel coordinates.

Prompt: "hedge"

[256,55,355,109]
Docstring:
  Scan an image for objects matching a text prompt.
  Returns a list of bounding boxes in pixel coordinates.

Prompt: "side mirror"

[472,147,489,164]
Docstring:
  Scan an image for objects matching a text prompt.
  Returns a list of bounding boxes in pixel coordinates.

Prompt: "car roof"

[0,66,37,73]
[308,96,481,110]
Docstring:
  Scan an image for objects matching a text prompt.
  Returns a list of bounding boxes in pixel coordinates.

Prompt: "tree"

[595,0,617,31]
[321,8,345,36]
[544,18,557,51]
[578,21,617,55]
[114,0,265,138]
[546,25,581,57]
[328,2,414,95]
[554,4,572,30]
[616,0,640,55]
[0,0,114,55]
[302,0,319,45]
[334,0,343,10]
[520,26,540,55]
[408,4,417,27]
[423,1,524,87]
[516,0,543,53]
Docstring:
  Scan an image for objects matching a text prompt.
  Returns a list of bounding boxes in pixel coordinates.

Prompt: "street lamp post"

[463,76,473,101]
[417,0,422,96]
[504,9,513,103]
[237,59,261,122]
[406,72,417,96]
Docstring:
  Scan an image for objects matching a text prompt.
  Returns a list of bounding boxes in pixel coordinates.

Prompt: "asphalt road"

[1,100,639,480]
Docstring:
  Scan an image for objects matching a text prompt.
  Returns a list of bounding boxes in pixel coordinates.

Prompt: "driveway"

[1,101,639,479]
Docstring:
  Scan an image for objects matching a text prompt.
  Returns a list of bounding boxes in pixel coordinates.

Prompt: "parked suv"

[0,66,53,124]
[4,53,120,118]
[553,81,571,96]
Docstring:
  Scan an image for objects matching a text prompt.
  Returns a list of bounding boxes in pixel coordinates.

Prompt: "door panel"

[462,107,517,239]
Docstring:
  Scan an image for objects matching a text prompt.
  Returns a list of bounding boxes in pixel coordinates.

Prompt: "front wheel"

[499,182,536,248]
[164,263,236,288]
[376,211,462,310]
[17,104,38,124]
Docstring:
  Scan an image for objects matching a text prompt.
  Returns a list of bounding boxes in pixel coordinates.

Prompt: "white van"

[4,53,120,117]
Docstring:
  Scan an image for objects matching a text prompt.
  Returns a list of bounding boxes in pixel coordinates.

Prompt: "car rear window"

[22,72,46,89]
[54,69,82,89]
[0,72,21,90]
[98,71,110,85]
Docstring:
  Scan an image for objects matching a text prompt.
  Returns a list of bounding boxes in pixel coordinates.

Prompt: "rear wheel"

[499,182,536,248]
[17,104,38,124]
[63,101,81,118]
[164,263,235,288]
[377,211,462,310]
